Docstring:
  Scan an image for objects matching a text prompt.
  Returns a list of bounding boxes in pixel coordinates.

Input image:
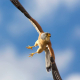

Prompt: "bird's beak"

[48,33,51,37]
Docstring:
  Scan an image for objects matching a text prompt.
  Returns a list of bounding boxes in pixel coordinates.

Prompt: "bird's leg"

[37,47,43,54]
[29,52,37,57]
[29,47,43,57]
[26,40,38,50]
[26,45,35,50]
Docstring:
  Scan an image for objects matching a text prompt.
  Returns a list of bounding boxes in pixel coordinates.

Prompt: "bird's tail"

[45,48,52,72]
[45,48,62,80]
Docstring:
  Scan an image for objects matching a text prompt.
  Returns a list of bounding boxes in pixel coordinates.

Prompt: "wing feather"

[10,0,44,34]
[29,17,44,34]
[48,41,55,60]
[29,19,40,33]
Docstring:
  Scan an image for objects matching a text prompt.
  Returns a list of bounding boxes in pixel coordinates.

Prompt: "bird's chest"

[38,39,49,48]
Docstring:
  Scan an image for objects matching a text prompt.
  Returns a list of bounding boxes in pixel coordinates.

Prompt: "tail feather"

[45,47,51,72]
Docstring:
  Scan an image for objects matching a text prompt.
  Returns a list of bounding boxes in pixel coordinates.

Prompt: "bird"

[26,17,55,60]
[26,32,54,58]
[10,0,55,72]
[10,1,62,80]
[26,17,55,72]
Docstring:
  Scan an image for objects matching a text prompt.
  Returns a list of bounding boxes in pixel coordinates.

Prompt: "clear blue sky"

[0,0,80,80]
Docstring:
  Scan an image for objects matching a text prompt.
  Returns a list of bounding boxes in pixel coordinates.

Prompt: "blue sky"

[0,0,80,80]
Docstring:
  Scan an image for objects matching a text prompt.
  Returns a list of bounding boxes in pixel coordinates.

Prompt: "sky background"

[0,0,80,80]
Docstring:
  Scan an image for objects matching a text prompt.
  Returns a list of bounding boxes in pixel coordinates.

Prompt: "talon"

[28,53,35,57]
[26,45,34,50]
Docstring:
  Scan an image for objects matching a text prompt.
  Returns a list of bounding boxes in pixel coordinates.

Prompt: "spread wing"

[10,0,44,34]
[52,63,62,80]
[47,42,62,80]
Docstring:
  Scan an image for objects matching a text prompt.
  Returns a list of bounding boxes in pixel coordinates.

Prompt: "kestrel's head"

[41,32,51,41]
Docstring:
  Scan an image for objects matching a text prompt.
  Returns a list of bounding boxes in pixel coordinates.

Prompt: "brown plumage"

[10,0,55,59]
[10,0,62,79]
[26,31,55,60]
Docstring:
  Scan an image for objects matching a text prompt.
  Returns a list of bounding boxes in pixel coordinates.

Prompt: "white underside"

[29,19,40,34]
